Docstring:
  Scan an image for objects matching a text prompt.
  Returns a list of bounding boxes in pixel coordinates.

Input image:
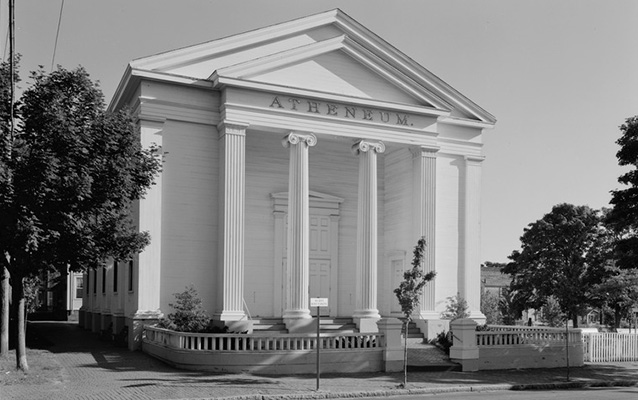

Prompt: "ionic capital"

[282,132,317,148]
[351,139,385,156]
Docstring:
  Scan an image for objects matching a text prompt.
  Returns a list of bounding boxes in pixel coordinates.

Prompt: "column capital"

[464,155,485,165]
[282,132,317,148]
[352,139,385,155]
[217,120,249,137]
[410,145,440,158]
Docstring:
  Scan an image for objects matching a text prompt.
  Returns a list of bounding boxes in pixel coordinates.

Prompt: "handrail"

[476,328,582,347]
[144,325,384,352]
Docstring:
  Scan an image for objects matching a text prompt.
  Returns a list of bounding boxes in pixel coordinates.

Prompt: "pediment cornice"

[111,9,495,126]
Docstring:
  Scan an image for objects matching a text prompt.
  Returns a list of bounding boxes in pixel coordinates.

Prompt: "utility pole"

[1,0,15,358]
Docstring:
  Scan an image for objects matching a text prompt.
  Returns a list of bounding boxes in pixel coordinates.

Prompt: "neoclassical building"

[80,9,495,348]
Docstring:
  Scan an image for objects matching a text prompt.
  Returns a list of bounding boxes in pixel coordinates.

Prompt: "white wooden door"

[309,216,331,316]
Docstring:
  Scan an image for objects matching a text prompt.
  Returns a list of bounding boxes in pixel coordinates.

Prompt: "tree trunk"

[12,275,28,371]
[403,319,408,387]
[1,267,9,357]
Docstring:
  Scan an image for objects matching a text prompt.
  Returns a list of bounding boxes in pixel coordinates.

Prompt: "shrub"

[429,330,453,355]
[157,285,211,332]
[441,293,469,321]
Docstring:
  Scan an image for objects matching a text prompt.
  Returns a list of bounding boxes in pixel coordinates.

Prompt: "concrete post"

[449,318,479,372]
[376,318,403,372]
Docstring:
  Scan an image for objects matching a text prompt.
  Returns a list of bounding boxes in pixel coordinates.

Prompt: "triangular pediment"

[123,9,495,124]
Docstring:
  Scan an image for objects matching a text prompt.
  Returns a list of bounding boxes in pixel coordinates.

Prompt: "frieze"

[269,96,412,127]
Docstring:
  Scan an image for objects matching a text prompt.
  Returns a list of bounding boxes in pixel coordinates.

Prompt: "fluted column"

[282,132,317,320]
[215,121,249,321]
[412,146,439,319]
[462,155,486,322]
[352,139,385,323]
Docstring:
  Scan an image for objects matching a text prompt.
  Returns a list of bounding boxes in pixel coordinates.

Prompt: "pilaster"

[215,121,250,325]
[352,139,385,330]
[412,146,439,320]
[463,155,486,323]
[282,132,317,330]
[135,118,164,320]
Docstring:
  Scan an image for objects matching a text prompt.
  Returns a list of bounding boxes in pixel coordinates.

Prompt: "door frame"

[272,190,343,318]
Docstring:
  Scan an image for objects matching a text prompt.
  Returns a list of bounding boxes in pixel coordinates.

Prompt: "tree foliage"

[608,116,638,269]
[481,290,502,325]
[0,66,161,370]
[503,204,611,328]
[592,266,638,328]
[441,294,469,321]
[158,285,212,333]
[394,237,436,321]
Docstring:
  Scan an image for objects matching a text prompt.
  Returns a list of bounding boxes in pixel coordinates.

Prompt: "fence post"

[376,318,403,372]
[449,318,479,372]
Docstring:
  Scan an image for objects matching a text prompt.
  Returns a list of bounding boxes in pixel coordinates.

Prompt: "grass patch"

[0,348,64,386]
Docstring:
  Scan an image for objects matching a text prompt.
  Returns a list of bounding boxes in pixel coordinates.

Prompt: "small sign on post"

[310,297,328,391]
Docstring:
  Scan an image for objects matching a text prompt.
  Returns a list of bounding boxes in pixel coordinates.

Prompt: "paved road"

[2,321,638,400]
[358,387,638,400]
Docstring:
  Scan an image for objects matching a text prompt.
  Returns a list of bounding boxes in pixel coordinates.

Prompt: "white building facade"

[80,9,495,348]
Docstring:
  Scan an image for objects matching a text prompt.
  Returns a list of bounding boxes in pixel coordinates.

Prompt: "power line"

[51,0,64,71]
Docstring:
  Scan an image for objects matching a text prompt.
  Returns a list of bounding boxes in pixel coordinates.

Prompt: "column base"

[211,318,253,333]
[354,316,380,333]
[213,310,247,321]
[468,310,487,325]
[413,318,450,340]
[418,310,441,320]
[283,308,311,319]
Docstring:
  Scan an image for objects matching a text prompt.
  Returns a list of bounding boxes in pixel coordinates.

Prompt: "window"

[113,261,118,293]
[128,260,134,292]
[102,267,106,293]
[75,276,84,299]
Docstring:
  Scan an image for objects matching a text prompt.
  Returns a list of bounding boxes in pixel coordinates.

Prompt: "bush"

[157,285,211,332]
[429,330,453,355]
[441,293,469,321]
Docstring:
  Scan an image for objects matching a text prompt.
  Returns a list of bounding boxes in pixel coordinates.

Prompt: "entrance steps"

[251,318,358,334]
[403,321,424,339]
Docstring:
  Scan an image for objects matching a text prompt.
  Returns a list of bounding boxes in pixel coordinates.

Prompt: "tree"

[592,266,638,328]
[394,237,435,388]
[503,204,611,328]
[0,66,161,370]
[608,116,638,269]
[0,56,19,358]
[481,290,502,325]
[158,285,212,332]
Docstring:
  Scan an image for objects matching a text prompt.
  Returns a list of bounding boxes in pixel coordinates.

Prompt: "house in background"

[79,9,496,348]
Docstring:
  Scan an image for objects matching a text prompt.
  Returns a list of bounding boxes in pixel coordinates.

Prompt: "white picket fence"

[583,332,638,362]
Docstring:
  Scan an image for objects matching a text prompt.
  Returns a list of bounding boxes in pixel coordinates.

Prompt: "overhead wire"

[51,0,65,71]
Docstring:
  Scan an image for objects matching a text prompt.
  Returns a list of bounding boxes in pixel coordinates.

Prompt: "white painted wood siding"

[159,121,219,315]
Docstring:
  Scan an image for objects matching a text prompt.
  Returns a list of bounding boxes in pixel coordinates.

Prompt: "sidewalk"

[2,321,638,400]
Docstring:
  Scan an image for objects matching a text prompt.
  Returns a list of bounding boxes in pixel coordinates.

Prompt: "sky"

[4,0,638,263]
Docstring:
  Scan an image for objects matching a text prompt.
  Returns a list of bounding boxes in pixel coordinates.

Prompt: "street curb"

[209,380,638,400]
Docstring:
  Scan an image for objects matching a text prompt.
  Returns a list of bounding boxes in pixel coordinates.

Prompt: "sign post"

[310,297,328,391]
